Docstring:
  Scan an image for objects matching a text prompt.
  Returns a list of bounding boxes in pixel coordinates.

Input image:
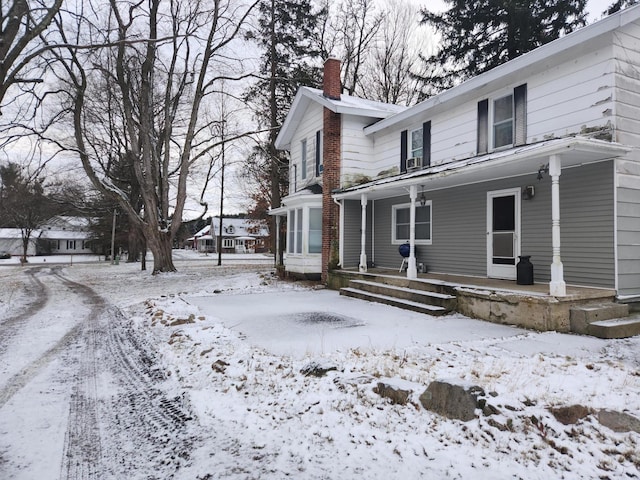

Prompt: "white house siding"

[347,162,615,288]
[289,102,323,193]
[613,21,640,297]
[341,115,377,187]
[527,43,615,142]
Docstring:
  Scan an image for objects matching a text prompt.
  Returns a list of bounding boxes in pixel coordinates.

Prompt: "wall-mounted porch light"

[419,185,427,206]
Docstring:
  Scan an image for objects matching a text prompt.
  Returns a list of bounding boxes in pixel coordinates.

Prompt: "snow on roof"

[192,218,269,238]
[276,87,406,149]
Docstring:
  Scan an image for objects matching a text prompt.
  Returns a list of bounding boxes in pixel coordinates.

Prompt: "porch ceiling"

[334,137,632,201]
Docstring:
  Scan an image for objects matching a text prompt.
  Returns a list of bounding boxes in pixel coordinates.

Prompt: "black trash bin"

[516,255,534,285]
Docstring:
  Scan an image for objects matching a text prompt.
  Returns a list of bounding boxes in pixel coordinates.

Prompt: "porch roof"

[333,136,632,201]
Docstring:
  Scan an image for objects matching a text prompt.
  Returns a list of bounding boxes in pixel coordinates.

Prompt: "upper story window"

[493,94,513,149]
[410,128,423,159]
[315,130,323,176]
[478,84,527,155]
[400,121,431,172]
[301,139,307,180]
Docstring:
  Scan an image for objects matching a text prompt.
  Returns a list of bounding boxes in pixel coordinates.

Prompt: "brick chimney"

[323,58,341,100]
[321,58,341,283]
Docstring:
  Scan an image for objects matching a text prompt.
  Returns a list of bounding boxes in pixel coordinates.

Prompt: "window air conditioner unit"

[407,156,423,170]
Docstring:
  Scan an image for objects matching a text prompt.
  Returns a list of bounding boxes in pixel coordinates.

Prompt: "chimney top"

[323,58,341,101]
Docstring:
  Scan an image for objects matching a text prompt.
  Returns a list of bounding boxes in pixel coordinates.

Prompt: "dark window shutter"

[400,129,407,173]
[315,130,321,176]
[514,84,527,146]
[422,121,431,167]
[477,99,488,155]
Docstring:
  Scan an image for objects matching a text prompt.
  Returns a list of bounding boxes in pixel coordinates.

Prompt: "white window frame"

[491,92,514,150]
[308,207,322,254]
[315,130,323,176]
[301,138,307,180]
[222,238,234,248]
[392,202,432,245]
[286,206,322,255]
[409,127,423,159]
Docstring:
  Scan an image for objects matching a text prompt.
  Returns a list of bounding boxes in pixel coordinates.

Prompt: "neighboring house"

[0,228,37,256]
[39,216,94,255]
[0,216,94,257]
[187,217,269,254]
[272,6,640,302]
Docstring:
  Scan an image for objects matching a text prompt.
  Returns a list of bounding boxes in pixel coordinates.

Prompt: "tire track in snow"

[99,305,197,478]
[0,267,50,356]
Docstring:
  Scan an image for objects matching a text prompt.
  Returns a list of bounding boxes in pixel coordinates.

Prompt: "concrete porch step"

[569,302,640,338]
[348,279,457,310]
[587,317,640,339]
[340,287,449,316]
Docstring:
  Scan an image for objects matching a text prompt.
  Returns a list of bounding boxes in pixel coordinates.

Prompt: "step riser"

[350,282,457,310]
[340,289,449,316]
[363,274,454,296]
[570,303,630,334]
[587,321,640,339]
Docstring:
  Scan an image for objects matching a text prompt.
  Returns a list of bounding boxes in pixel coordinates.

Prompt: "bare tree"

[48,0,259,273]
[364,1,435,105]
[0,0,62,115]
[322,0,382,96]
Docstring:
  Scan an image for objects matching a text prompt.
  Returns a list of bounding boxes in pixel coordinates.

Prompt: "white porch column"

[407,185,418,279]
[359,193,368,273]
[549,154,566,296]
[275,215,281,267]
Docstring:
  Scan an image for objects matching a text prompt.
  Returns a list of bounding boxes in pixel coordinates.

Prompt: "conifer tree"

[244,0,325,259]
[418,1,587,94]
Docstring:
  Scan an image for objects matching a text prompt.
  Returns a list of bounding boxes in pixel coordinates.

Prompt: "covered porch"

[334,137,631,298]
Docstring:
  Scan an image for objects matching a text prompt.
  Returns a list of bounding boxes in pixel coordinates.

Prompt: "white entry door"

[487,188,521,279]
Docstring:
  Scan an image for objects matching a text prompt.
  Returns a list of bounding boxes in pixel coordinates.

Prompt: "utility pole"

[217,119,226,267]
[110,209,117,264]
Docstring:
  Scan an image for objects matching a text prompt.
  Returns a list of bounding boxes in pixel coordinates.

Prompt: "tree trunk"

[146,230,175,274]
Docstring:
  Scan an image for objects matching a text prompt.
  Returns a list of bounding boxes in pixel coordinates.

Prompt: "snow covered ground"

[0,251,638,479]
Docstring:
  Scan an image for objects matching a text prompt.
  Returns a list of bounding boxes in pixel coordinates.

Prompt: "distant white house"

[187,217,269,253]
[0,216,95,257]
[0,228,37,256]
[39,216,94,255]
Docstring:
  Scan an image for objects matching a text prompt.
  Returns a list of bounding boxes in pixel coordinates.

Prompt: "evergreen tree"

[244,0,325,259]
[604,0,638,15]
[418,1,587,94]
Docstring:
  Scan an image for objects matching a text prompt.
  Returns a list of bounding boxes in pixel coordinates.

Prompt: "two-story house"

[273,6,640,309]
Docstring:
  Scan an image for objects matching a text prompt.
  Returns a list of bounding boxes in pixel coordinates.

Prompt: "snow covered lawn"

[120,262,639,479]
[1,254,638,479]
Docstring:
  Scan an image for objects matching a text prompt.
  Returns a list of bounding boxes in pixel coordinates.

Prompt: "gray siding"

[342,199,372,267]
[344,161,615,288]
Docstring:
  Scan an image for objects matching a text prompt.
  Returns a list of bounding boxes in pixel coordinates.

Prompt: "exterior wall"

[616,158,640,297]
[526,42,615,142]
[345,162,615,288]
[341,115,378,187]
[368,37,618,177]
[342,199,372,267]
[614,21,640,298]
[289,102,323,193]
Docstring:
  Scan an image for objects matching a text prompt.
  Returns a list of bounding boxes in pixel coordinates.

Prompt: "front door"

[487,188,520,279]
